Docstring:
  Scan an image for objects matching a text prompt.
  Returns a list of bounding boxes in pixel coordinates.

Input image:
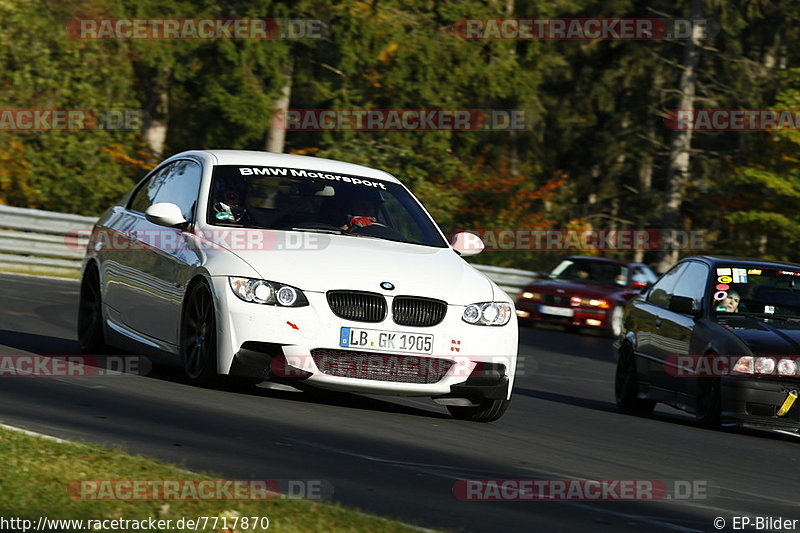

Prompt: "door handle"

[655,318,662,328]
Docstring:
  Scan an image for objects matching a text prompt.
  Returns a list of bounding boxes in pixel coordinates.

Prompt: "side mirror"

[145,203,187,228]
[451,231,484,257]
[668,295,699,316]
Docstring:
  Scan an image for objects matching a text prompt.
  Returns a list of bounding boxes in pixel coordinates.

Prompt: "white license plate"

[539,305,574,317]
[339,327,433,354]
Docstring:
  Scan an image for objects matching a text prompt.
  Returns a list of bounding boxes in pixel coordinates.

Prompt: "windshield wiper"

[339,233,393,243]
[289,227,343,235]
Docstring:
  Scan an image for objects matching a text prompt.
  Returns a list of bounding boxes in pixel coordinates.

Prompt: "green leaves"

[1,0,800,268]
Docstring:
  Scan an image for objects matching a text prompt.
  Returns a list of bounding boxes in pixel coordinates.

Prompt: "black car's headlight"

[229,277,309,307]
[462,302,513,326]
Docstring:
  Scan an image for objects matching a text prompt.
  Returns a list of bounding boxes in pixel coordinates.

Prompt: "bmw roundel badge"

[380,282,395,290]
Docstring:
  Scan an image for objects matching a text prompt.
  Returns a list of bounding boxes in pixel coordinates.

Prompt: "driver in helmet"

[213,182,247,224]
[339,188,382,230]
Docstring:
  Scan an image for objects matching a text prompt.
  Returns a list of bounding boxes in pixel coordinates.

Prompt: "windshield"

[549,259,628,287]
[712,266,800,319]
[207,165,448,248]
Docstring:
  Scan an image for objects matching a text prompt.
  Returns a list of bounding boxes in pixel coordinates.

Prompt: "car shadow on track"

[514,387,618,412]
[0,329,452,420]
[141,363,454,420]
[0,328,80,355]
[514,385,800,441]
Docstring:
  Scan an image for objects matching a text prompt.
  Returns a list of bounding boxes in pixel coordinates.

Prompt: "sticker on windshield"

[732,268,748,283]
[779,270,800,277]
[765,305,775,314]
[216,211,235,221]
[717,275,732,283]
[714,291,728,301]
[716,283,729,290]
[715,305,727,311]
[748,269,762,275]
[238,166,388,190]
[716,267,732,276]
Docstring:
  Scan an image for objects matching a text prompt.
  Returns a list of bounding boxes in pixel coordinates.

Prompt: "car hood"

[718,316,800,355]
[218,232,496,305]
[525,279,625,299]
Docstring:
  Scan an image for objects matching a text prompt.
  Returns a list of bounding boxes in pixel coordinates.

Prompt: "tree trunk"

[654,0,703,273]
[266,60,294,153]
[142,66,170,158]
[634,120,656,263]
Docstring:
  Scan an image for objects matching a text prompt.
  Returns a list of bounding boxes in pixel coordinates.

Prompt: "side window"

[152,160,202,222]
[647,263,688,307]
[128,160,202,222]
[672,261,710,307]
[632,266,658,285]
[128,166,170,214]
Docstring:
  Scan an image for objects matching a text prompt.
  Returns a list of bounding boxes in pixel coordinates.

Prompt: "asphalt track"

[0,272,798,533]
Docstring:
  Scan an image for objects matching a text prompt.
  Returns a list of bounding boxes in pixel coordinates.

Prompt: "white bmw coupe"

[78,150,518,421]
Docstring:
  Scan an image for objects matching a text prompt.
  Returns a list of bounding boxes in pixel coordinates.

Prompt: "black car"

[615,255,800,432]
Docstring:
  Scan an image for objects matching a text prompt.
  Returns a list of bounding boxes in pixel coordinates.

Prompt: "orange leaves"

[378,43,400,64]
[0,137,32,206]
[289,147,320,156]
[452,154,567,233]
[100,145,153,171]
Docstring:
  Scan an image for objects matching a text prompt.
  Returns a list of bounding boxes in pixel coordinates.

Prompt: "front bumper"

[722,377,800,431]
[516,300,611,329]
[213,277,518,399]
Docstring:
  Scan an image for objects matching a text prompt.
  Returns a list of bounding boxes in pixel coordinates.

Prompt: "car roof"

[686,255,800,270]
[173,149,401,184]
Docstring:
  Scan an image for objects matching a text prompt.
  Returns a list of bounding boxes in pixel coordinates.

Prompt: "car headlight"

[570,297,611,309]
[229,277,309,307]
[462,302,512,326]
[755,356,776,375]
[732,356,753,374]
[777,358,798,376]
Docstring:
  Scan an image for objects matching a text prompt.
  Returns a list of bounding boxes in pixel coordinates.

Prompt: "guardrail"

[0,205,541,294]
[0,205,95,277]
[470,263,539,299]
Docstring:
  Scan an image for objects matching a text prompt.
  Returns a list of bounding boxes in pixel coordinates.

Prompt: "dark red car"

[516,256,657,336]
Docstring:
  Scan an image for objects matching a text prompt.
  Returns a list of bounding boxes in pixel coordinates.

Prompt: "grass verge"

[0,266,81,279]
[0,426,433,532]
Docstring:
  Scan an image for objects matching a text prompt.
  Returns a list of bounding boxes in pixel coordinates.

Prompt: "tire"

[447,398,511,422]
[615,346,655,415]
[77,264,106,354]
[609,306,624,338]
[695,377,722,428]
[180,281,220,387]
